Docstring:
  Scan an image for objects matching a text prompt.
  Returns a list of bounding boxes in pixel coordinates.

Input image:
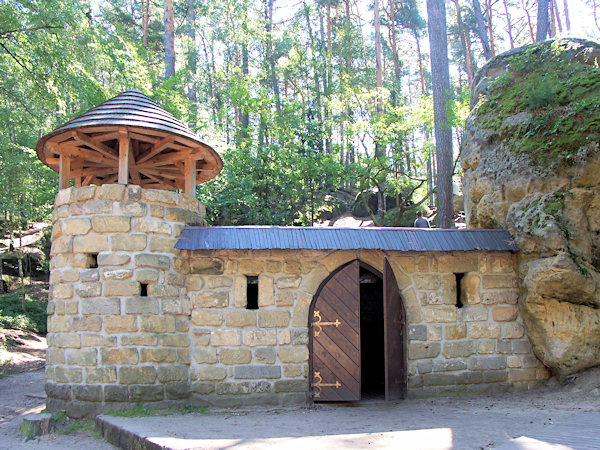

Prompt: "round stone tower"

[38,91,222,417]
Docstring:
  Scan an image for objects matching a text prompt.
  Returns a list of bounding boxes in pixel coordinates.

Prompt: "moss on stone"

[474,39,600,168]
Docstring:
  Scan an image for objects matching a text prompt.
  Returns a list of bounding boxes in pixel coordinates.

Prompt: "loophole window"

[246,276,259,310]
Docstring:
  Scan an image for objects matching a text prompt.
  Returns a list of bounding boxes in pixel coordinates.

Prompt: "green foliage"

[63,419,95,435]
[0,293,47,334]
[476,40,600,168]
[108,401,207,417]
[50,411,67,425]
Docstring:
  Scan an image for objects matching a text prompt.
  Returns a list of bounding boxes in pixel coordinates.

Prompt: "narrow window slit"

[140,283,148,297]
[455,272,465,308]
[88,253,98,268]
[246,276,259,310]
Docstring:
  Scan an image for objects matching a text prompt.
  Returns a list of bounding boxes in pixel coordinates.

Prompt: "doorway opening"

[359,266,385,400]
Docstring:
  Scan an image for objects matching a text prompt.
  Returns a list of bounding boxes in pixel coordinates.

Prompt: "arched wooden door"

[309,258,407,401]
[384,257,407,400]
[310,260,361,401]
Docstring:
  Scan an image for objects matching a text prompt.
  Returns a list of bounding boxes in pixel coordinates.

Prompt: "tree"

[426,0,454,228]
[164,0,175,79]
[537,0,550,41]
[472,0,492,59]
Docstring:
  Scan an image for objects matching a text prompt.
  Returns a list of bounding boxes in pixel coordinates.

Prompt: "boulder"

[463,38,600,378]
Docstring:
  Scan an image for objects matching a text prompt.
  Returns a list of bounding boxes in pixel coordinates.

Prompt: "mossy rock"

[470,38,600,171]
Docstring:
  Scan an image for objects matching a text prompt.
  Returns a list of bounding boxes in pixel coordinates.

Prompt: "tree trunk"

[374,0,384,159]
[523,0,536,42]
[537,0,550,41]
[413,30,426,95]
[563,0,570,31]
[164,0,175,79]
[265,0,281,115]
[387,1,402,102]
[237,42,250,145]
[553,0,563,34]
[485,0,496,57]
[304,2,324,152]
[549,0,556,37]
[142,0,150,48]
[320,6,332,154]
[472,0,492,60]
[188,5,198,128]
[427,0,454,229]
[502,0,515,48]
[453,0,474,86]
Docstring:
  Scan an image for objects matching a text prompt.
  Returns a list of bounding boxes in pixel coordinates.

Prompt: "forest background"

[1,0,599,232]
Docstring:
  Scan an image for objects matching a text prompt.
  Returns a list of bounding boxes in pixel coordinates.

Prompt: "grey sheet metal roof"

[175,226,519,252]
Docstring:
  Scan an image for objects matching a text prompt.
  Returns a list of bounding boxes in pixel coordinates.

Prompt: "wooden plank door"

[384,258,407,400]
[311,260,360,401]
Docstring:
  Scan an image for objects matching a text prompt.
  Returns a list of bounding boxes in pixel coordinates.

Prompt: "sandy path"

[1,368,600,449]
[101,390,600,449]
[0,370,114,449]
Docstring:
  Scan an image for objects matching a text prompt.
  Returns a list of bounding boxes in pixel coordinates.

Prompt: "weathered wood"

[139,150,192,167]
[129,132,159,144]
[59,145,116,165]
[384,258,407,400]
[311,260,360,401]
[118,128,130,184]
[71,167,118,178]
[72,130,118,160]
[37,91,222,188]
[129,140,142,184]
[184,156,196,195]
[136,136,174,164]
[92,131,120,142]
[20,414,54,441]
[138,170,178,190]
[59,154,71,190]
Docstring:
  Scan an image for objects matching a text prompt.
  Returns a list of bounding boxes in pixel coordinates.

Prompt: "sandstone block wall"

[183,249,549,406]
[46,186,548,416]
[46,185,204,417]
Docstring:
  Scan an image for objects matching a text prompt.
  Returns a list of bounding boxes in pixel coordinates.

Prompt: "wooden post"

[118,128,130,185]
[184,156,196,195]
[59,154,71,190]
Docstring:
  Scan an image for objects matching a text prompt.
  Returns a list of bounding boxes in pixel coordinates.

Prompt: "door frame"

[308,259,407,402]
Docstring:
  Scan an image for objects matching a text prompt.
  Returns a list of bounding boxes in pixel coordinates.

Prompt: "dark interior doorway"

[359,266,385,400]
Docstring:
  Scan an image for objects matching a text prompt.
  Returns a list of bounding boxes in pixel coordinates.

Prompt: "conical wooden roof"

[36,90,222,192]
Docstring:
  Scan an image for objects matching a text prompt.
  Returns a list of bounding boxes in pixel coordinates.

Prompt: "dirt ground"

[0,324,599,449]
[98,372,600,449]
[0,366,599,449]
[0,329,46,376]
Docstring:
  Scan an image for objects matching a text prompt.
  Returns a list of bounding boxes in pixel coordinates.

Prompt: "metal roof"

[175,226,519,252]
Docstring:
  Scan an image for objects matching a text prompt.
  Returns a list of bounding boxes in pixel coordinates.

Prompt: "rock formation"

[463,38,600,379]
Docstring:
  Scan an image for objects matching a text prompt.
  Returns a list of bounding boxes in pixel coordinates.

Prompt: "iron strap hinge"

[312,310,341,337]
[313,371,341,398]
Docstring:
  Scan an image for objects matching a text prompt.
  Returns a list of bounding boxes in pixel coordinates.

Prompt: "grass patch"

[107,402,208,417]
[0,292,47,334]
[62,419,95,435]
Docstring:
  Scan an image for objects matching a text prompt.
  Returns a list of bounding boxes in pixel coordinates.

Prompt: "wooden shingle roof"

[36,90,222,192]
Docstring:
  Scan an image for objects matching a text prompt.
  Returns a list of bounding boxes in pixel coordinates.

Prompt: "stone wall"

[46,186,548,416]
[46,185,205,417]
[183,249,549,406]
